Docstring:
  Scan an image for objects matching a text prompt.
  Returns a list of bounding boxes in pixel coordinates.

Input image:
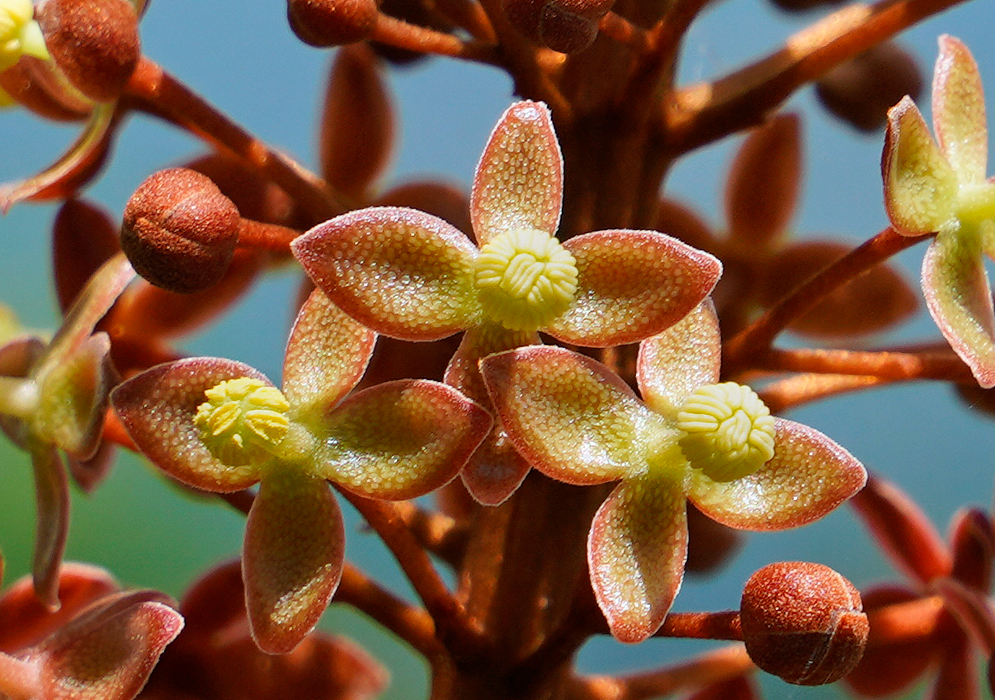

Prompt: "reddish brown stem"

[759,373,887,413]
[865,595,945,646]
[760,347,974,383]
[431,0,498,44]
[370,14,500,63]
[124,57,343,224]
[236,218,299,254]
[666,0,971,152]
[392,501,467,568]
[597,13,651,54]
[723,227,920,374]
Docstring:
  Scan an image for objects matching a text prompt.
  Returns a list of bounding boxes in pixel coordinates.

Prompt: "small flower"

[480,300,867,642]
[0,254,134,608]
[111,289,492,654]
[294,100,721,504]
[0,0,49,73]
[882,35,995,387]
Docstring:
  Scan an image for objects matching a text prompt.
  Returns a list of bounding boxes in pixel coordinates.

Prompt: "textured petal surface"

[470,101,562,245]
[883,97,959,236]
[313,380,491,500]
[922,228,995,387]
[688,418,866,531]
[637,300,720,418]
[547,230,721,347]
[481,346,660,486]
[244,468,344,654]
[933,35,988,184]
[588,474,689,643]
[111,358,268,491]
[36,591,183,700]
[293,207,479,340]
[283,289,377,418]
[31,442,70,610]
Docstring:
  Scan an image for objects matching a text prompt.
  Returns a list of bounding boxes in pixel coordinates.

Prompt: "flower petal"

[922,228,995,388]
[283,289,377,418]
[458,430,532,506]
[293,207,479,340]
[882,96,959,236]
[546,230,721,347]
[637,300,721,418]
[35,591,184,700]
[244,468,344,654]
[688,418,866,531]
[313,380,491,500]
[588,474,688,643]
[470,101,562,245]
[481,345,660,486]
[933,36,988,184]
[31,442,70,610]
[111,358,267,492]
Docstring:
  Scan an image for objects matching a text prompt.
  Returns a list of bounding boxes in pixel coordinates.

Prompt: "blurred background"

[1,0,994,697]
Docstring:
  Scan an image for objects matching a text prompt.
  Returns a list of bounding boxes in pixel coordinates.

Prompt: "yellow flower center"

[194,377,290,467]
[0,0,50,73]
[956,181,995,227]
[473,228,578,331]
[676,382,775,483]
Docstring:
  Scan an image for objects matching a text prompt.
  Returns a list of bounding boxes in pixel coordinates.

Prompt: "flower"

[293,100,721,504]
[882,35,995,387]
[0,253,135,608]
[111,289,492,654]
[480,300,867,642]
[0,0,48,72]
[0,561,183,700]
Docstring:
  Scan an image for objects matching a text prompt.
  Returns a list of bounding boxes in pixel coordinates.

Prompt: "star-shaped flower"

[480,300,867,642]
[111,289,491,654]
[0,253,135,608]
[882,35,995,387]
[293,100,721,504]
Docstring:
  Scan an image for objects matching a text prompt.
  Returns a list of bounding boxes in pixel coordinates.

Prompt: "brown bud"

[288,0,378,47]
[35,0,140,102]
[503,0,614,54]
[122,169,241,294]
[740,562,869,685]
[816,42,924,133]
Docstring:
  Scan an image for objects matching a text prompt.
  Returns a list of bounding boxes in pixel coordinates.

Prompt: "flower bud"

[740,562,869,685]
[35,0,140,102]
[122,168,241,294]
[287,0,378,47]
[816,42,923,133]
[503,0,614,54]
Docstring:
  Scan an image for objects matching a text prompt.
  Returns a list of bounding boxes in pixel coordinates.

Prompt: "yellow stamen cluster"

[194,377,290,467]
[474,227,578,331]
[0,0,49,73]
[676,382,775,483]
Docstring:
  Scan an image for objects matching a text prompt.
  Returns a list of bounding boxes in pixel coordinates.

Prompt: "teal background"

[1,1,994,698]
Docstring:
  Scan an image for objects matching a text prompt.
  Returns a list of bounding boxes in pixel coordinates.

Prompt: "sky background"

[1,0,994,697]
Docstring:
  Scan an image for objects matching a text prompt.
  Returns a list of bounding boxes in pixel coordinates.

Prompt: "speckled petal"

[883,97,959,236]
[588,474,689,643]
[111,358,267,492]
[637,300,721,418]
[922,228,995,388]
[31,442,69,610]
[688,418,866,531]
[546,231,721,347]
[459,430,532,506]
[283,289,377,418]
[312,380,492,500]
[244,468,344,654]
[292,207,480,340]
[470,101,562,245]
[481,346,659,486]
[933,36,988,184]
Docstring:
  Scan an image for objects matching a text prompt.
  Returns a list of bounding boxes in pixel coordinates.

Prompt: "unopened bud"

[740,562,868,685]
[122,169,241,294]
[816,42,923,133]
[35,0,139,102]
[503,0,613,54]
[287,0,378,47]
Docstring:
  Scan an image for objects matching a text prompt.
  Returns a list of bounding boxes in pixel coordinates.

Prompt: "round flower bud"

[35,0,139,102]
[503,0,614,54]
[287,0,378,47]
[741,562,869,686]
[122,168,241,294]
[816,42,923,133]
